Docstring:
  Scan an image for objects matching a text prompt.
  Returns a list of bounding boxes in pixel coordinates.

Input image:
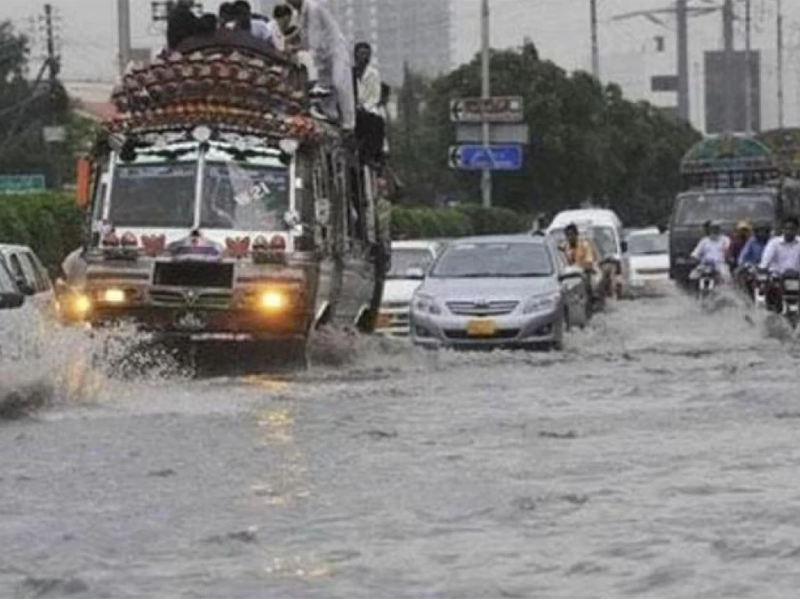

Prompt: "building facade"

[262,0,452,87]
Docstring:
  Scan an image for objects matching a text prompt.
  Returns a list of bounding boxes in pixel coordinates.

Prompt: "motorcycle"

[696,262,718,301]
[778,270,800,328]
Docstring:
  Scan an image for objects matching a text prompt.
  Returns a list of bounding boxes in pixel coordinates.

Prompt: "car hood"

[418,276,558,301]
[382,279,424,304]
[630,254,669,270]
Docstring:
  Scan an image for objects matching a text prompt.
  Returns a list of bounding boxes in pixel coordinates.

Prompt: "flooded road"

[3,288,800,598]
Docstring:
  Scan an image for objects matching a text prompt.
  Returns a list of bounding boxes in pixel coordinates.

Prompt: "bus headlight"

[260,289,288,312]
[102,288,126,304]
[74,294,92,316]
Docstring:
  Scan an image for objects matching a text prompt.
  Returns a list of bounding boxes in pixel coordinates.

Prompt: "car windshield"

[431,242,553,278]
[388,248,436,279]
[675,193,775,225]
[628,232,669,256]
[201,159,290,231]
[110,161,197,228]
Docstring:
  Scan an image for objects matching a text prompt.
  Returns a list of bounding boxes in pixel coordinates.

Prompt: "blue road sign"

[448,145,523,171]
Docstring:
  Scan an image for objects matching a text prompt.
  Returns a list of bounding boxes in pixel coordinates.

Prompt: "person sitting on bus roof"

[232,1,271,41]
[166,1,199,50]
[267,4,293,52]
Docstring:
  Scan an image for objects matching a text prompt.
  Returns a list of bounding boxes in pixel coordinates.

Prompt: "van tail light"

[269,235,287,251]
[121,232,138,248]
[225,236,251,259]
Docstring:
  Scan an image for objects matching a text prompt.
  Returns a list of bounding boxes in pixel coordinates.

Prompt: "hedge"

[391,205,529,240]
[0,193,83,276]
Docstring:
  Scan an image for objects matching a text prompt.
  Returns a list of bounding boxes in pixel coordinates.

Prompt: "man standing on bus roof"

[285,0,356,131]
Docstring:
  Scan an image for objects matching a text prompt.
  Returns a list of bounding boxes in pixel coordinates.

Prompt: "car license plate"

[174,311,206,331]
[467,319,497,337]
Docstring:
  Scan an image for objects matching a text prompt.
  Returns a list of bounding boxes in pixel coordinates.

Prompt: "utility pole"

[480,0,491,208]
[778,0,784,129]
[723,0,734,133]
[44,3,62,189]
[676,0,690,123]
[744,0,752,135]
[117,0,131,76]
[590,0,600,80]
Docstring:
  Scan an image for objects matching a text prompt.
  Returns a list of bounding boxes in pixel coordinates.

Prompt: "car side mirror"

[405,267,425,279]
[16,279,35,296]
[0,292,25,309]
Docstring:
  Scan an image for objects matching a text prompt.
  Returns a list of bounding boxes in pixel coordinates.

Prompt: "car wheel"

[550,316,565,351]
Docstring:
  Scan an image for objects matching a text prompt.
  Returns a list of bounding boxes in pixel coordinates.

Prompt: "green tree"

[390,41,700,226]
[0,21,76,187]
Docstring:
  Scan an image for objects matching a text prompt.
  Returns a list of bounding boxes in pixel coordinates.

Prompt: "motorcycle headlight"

[523,292,561,314]
[412,294,443,315]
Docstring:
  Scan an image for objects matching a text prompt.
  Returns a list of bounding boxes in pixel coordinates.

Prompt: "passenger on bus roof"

[285,0,356,131]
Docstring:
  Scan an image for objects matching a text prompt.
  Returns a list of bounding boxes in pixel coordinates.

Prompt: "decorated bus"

[59,31,390,367]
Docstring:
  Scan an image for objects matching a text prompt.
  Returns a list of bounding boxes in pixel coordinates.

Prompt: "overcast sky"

[2,0,799,127]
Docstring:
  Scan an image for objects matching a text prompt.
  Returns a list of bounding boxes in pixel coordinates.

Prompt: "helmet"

[736,220,752,232]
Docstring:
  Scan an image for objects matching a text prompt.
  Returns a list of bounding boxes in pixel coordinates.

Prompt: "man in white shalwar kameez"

[286,0,356,131]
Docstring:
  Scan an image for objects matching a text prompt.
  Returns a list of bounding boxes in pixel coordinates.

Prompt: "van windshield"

[675,192,775,226]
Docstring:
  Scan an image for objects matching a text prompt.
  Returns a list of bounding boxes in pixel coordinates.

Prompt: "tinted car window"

[12,252,39,291]
[24,252,51,291]
[0,262,15,292]
[7,253,25,280]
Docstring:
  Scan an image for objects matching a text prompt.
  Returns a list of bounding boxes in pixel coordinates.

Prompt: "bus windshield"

[675,192,775,226]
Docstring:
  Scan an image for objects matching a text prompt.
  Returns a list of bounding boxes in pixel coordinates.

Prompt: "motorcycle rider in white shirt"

[760,215,800,274]
[690,220,732,283]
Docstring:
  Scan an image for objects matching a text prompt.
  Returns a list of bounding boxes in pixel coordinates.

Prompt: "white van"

[546,209,631,296]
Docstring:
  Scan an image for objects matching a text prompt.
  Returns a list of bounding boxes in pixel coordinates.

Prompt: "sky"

[2,0,800,129]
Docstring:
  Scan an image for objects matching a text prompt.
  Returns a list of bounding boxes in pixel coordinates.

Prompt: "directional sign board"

[450,96,524,124]
[456,123,530,145]
[448,145,524,171]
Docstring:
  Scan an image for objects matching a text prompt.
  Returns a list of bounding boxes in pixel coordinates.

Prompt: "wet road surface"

[3,288,800,598]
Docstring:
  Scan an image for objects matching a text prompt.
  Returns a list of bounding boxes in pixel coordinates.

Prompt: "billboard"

[705,50,761,134]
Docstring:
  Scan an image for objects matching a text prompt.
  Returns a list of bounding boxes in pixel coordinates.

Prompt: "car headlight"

[412,294,443,315]
[523,292,561,314]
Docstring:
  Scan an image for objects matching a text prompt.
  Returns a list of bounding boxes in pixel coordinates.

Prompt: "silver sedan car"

[410,235,589,350]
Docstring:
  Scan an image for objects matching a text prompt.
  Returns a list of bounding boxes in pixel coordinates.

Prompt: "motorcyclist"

[689,220,731,283]
[760,216,800,312]
[727,220,751,270]
[736,223,772,297]
[760,215,800,275]
[560,223,596,271]
[560,223,597,312]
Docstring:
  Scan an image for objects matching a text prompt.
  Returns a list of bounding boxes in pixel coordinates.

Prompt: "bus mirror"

[75,156,91,210]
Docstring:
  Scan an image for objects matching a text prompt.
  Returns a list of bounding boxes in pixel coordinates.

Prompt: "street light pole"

[676,0,690,123]
[591,0,600,80]
[117,0,131,76]
[480,0,492,208]
[744,0,752,135]
[778,0,785,129]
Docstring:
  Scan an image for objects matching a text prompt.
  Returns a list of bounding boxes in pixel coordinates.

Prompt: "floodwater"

[3,287,800,598]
